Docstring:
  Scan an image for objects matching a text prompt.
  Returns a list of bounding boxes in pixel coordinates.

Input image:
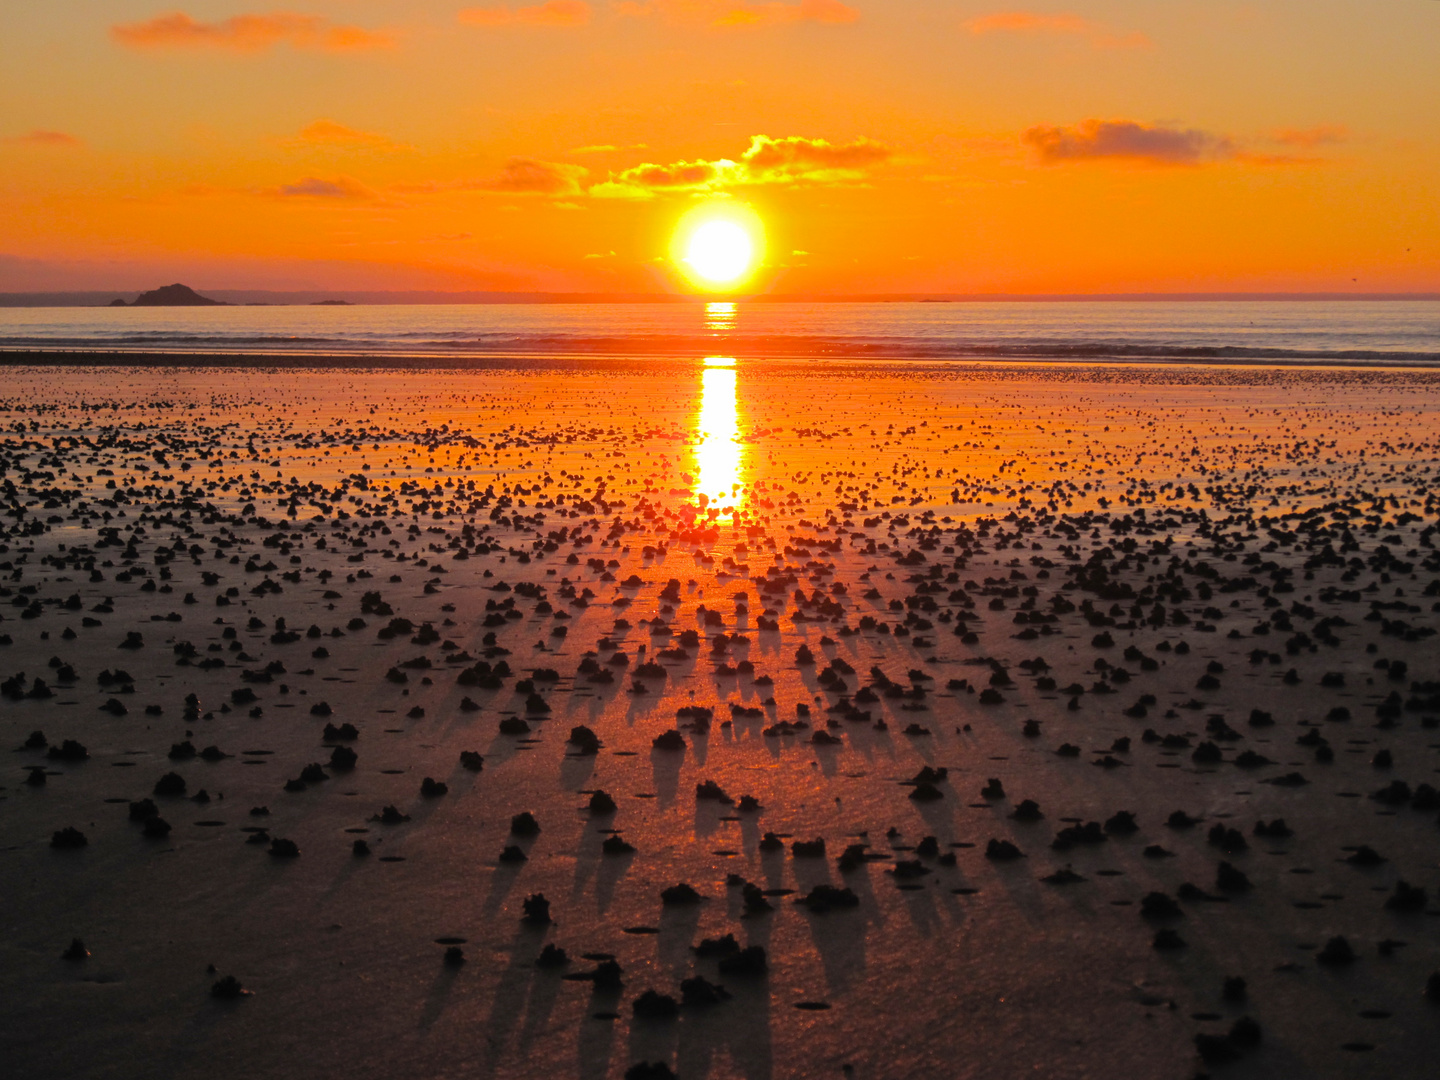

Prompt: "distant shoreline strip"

[3,347,1440,370]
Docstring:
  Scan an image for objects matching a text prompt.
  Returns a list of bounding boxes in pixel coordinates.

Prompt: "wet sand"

[2,359,1438,1080]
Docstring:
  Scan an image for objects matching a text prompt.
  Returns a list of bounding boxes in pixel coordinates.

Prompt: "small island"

[109,283,227,307]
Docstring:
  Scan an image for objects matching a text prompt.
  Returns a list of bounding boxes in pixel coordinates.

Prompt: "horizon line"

[2,289,1440,307]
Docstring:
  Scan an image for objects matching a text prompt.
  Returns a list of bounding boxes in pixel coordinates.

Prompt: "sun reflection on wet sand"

[694,356,743,519]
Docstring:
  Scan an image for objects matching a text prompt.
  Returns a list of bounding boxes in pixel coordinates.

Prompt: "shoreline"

[4,347,1440,372]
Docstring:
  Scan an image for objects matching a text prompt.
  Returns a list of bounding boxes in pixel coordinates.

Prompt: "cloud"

[398,134,885,203]
[1023,119,1231,166]
[274,175,379,199]
[476,157,589,194]
[965,11,1149,49]
[568,142,649,154]
[1273,124,1348,149]
[110,12,392,53]
[742,133,889,178]
[596,133,890,196]
[459,1,591,27]
[615,0,858,29]
[967,12,1086,35]
[286,120,409,151]
[608,158,736,193]
[3,130,83,148]
[713,0,858,27]
[1232,153,1324,167]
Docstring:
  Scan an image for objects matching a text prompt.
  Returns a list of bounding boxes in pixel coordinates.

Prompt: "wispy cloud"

[475,158,590,194]
[1272,124,1348,149]
[1024,119,1231,166]
[459,1,592,27]
[394,157,590,195]
[568,142,649,155]
[110,12,393,53]
[272,175,380,200]
[965,11,1149,49]
[614,0,858,30]
[486,157,587,192]
[285,120,410,152]
[3,130,83,148]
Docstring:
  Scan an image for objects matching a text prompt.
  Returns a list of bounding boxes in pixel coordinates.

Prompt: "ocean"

[1,299,1438,363]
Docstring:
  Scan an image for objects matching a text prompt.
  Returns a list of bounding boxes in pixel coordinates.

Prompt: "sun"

[672,204,764,291]
[688,221,751,284]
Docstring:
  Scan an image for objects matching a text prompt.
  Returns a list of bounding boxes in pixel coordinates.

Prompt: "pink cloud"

[110,12,392,53]
[4,130,83,148]
[967,12,1088,35]
[274,175,379,199]
[965,11,1149,49]
[458,1,592,27]
[285,120,408,151]
[616,0,858,29]
[1024,119,1231,166]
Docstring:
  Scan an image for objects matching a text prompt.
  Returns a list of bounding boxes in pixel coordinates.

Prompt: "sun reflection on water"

[694,356,743,520]
[704,301,737,333]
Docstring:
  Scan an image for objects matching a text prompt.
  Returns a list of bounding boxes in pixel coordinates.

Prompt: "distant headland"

[99,285,355,307]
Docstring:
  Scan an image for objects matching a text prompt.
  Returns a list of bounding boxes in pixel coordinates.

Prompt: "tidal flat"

[2,359,1439,1080]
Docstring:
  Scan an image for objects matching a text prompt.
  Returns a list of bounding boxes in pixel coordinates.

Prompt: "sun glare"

[673,205,764,291]
[687,221,751,284]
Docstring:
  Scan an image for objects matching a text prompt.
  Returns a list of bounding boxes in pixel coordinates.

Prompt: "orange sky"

[2,1,1438,293]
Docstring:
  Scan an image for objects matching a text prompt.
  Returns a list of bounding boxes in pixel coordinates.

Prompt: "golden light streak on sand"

[694,356,743,520]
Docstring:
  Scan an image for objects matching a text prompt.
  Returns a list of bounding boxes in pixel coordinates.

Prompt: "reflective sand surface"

[2,359,1439,1080]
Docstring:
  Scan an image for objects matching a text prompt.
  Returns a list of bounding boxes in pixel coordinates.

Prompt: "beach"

[1,355,1438,1079]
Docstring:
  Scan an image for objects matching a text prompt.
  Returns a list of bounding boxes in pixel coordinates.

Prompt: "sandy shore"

[2,361,1438,1080]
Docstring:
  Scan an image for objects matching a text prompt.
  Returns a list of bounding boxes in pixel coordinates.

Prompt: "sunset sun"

[673,205,764,290]
[687,221,752,284]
